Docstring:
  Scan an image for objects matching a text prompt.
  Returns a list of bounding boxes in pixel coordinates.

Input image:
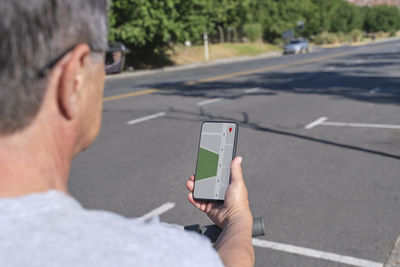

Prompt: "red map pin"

[229,128,232,133]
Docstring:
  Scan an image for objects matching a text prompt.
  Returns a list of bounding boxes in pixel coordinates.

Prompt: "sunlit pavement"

[70,40,400,267]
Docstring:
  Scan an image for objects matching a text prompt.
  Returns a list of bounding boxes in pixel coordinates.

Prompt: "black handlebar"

[184,217,265,243]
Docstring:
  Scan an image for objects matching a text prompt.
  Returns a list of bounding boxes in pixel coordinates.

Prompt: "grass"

[169,42,280,65]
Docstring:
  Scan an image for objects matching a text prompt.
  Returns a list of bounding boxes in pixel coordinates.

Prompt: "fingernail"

[237,156,243,164]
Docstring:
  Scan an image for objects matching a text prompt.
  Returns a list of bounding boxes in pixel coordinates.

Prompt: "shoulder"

[0,191,223,266]
[56,194,222,266]
[77,210,223,266]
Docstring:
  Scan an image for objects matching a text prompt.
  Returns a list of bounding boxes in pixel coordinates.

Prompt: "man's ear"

[57,44,91,120]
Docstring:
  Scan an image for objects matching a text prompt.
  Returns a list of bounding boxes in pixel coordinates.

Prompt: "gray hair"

[0,0,108,135]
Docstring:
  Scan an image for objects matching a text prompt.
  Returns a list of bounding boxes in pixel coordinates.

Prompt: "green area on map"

[196,147,219,181]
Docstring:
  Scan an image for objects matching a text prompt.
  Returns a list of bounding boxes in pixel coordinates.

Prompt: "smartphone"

[193,121,239,202]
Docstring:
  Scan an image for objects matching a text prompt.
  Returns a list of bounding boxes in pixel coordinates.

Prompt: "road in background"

[70,40,400,266]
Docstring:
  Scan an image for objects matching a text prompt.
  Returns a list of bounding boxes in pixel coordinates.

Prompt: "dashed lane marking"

[370,87,381,94]
[245,88,261,93]
[324,66,335,72]
[140,202,176,219]
[126,112,166,125]
[197,98,222,106]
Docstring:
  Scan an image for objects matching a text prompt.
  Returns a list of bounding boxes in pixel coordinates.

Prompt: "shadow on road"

[162,107,400,161]
[139,50,400,106]
[149,49,400,160]
[150,69,400,105]
[107,49,400,160]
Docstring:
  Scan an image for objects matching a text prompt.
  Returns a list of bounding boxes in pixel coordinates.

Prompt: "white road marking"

[252,238,383,267]
[305,117,328,129]
[197,98,222,106]
[321,121,400,129]
[385,235,400,267]
[140,202,176,219]
[324,66,335,72]
[305,117,400,130]
[126,112,166,125]
[245,88,261,93]
[370,87,381,94]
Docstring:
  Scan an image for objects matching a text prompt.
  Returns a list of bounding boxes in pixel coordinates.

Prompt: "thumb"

[230,156,244,184]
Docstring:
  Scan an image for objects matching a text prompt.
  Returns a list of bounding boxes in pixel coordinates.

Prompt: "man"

[0,1,254,266]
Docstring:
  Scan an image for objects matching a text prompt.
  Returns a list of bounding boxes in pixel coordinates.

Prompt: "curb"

[385,235,400,267]
[106,51,282,80]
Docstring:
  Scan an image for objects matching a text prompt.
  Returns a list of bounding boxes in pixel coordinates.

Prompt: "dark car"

[284,38,309,54]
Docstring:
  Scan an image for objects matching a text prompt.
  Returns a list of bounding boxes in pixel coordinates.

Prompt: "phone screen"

[193,121,238,201]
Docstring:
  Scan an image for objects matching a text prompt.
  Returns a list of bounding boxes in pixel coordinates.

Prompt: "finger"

[187,192,201,209]
[208,201,220,210]
[230,156,244,185]
[205,202,218,214]
[199,202,207,211]
[190,175,195,181]
[187,192,209,212]
[186,179,194,192]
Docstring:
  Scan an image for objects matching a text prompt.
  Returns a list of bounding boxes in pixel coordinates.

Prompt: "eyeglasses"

[37,43,127,78]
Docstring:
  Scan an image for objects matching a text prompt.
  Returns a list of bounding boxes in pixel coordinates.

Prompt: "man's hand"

[186,156,252,229]
[186,156,255,267]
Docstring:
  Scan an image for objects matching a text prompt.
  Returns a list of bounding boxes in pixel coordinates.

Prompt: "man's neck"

[0,122,71,198]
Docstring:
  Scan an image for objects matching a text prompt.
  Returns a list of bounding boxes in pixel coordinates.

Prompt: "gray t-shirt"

[0,190,223,267]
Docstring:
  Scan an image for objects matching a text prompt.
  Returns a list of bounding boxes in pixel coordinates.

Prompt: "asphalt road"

[70,40,400,267]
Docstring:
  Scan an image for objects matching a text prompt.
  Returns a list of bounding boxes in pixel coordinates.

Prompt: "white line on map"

[252,238,383,267]
[202,132,223,136]
[126,112,166,125]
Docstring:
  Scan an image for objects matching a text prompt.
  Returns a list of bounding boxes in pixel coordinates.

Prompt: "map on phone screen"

[194,122,237,200]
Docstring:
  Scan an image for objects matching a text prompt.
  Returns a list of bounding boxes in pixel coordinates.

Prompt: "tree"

[108,0,211,68]
[329,1,364,33]
[364,5,400,33]
[107,0,400,69]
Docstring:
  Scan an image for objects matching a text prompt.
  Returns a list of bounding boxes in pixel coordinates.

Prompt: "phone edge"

[193,120,239,202]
